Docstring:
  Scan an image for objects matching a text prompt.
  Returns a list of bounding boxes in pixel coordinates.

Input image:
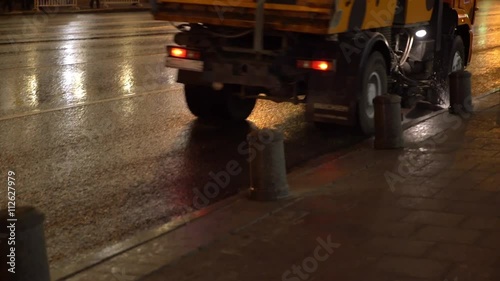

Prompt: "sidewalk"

[59,91,500,281]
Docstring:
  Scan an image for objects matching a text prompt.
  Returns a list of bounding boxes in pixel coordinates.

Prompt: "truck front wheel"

[184,84,256,121]
[431,35,465,105]
[358,51,388,135]
[448,36,465,74]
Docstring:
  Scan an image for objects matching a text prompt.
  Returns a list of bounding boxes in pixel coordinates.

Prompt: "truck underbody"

[152,0,476,134]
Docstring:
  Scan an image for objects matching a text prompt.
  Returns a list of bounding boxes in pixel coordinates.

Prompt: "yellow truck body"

[153,0,457,34]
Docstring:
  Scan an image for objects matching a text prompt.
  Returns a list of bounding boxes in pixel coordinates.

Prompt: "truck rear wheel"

[184,84,256,121]
[358,51,388,135]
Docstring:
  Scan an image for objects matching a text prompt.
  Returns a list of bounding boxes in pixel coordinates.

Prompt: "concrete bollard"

[373,94,404,149]
[449,70,473,115]
[0,207,50,281]
[247,128,289,201]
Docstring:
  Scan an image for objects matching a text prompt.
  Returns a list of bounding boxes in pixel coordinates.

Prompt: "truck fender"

[442,6,473,66]
[343,32,392,101]
[357,32,392,88]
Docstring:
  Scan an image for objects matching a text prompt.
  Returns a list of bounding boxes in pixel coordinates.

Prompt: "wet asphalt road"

[0,3,499,266]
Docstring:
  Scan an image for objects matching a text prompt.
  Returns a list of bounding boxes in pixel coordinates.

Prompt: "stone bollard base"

[449,70,473,115]
[373,94,404,150]
[247,128,290,201]
[249,187,289,201]
[0,207,50,281]
[374,136,404,150]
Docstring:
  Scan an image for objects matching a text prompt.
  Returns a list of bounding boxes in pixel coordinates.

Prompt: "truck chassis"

[155,0,476,134]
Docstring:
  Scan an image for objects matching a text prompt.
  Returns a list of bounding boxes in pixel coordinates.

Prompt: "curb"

[52,89,500,280]
[51,193,243,280]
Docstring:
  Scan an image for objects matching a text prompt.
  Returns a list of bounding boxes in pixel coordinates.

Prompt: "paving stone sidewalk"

[61,92,500,281]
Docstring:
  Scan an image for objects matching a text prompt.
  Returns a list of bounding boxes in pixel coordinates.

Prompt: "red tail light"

[168,47,201,59]
[170,47,186,58]
[297,60,334,71]
[312,61,331,71]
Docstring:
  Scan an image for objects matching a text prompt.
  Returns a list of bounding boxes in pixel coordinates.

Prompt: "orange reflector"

[170,47,187,58]
[296,60,311,69]
[186,50,201,60]
[297,60,333,71]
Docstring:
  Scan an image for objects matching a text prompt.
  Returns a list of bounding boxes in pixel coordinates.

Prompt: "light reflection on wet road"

[466,1,500,95]
[0,3,498,267]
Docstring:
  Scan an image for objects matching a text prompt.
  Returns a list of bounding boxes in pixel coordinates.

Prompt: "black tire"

[432,35,465,105]
[184,84,256,121]
[357,51,388,135]
[184,84,216,119]
[219,90,256,121]
[446,35,465,75]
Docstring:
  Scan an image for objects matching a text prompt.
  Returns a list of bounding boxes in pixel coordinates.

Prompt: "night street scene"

[0,0,499,280]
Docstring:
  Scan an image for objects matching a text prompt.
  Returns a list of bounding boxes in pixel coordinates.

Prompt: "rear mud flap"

[305,75,358,126]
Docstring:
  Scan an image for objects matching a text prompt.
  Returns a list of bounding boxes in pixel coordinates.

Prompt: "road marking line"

[0,31,177,46]
[0,88,497,123]
[0,86,183,122]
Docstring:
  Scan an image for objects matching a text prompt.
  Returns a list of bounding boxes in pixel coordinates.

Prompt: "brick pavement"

[60,92,500,281]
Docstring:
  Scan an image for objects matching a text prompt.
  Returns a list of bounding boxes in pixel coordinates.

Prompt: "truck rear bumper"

[166,57,204,72]
[305,96,357,126]
[176,61,283,91]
